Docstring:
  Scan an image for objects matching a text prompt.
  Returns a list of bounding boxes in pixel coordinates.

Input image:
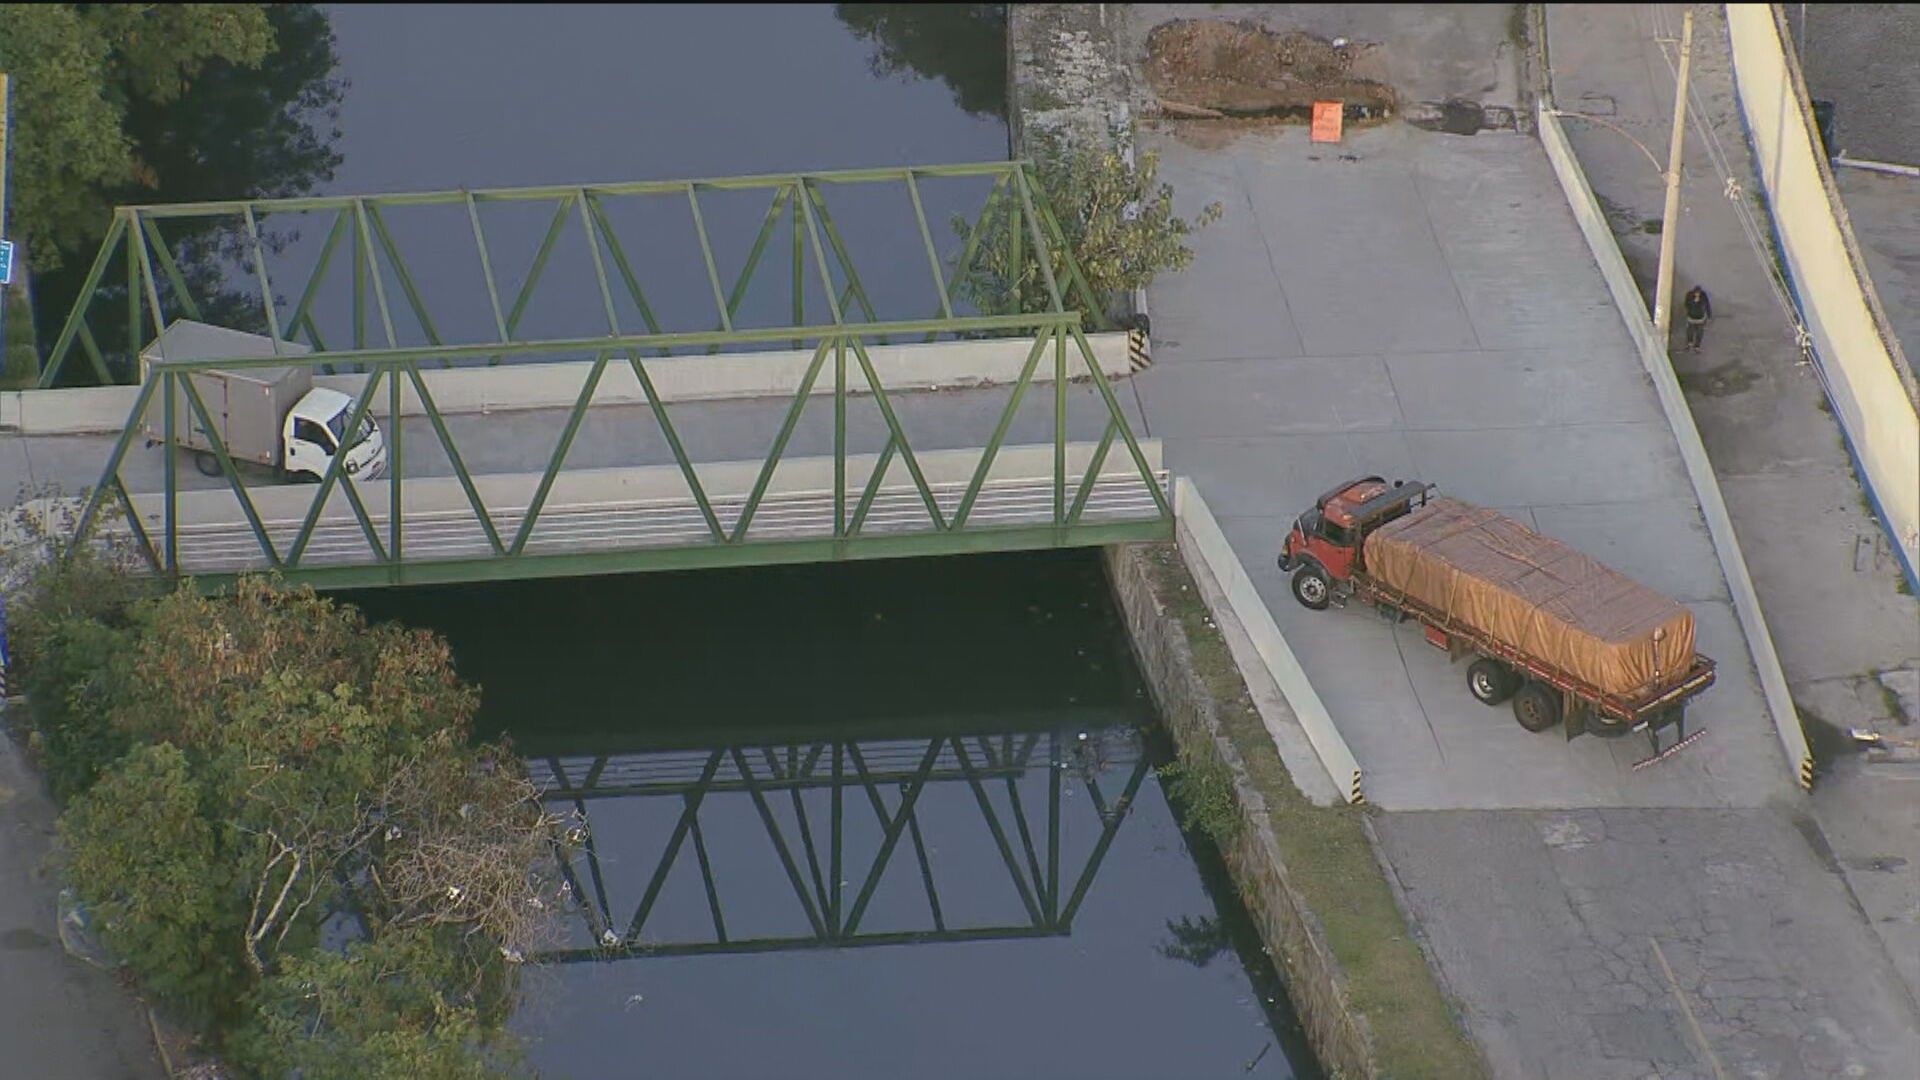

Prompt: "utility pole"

[1651,7,1694,347]
[0,71,12,360]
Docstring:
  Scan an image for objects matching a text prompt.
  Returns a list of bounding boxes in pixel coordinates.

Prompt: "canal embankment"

[1010,7,1484,1076]
[1104,535,1481,1080]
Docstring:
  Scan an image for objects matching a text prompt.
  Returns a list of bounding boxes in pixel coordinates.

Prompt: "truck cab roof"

[291,386,354,424]
[1321,477,1433,529]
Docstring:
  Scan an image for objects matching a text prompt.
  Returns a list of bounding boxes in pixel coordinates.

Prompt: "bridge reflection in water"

[524,713,1150,963]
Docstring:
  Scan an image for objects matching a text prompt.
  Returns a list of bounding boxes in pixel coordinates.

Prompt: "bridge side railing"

[72,313,1172,586]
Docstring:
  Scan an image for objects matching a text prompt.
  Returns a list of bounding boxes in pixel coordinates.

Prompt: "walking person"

[1682,285,1712,352]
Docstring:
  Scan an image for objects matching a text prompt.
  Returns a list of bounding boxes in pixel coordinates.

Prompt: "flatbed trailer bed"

[1352,572,1716,764]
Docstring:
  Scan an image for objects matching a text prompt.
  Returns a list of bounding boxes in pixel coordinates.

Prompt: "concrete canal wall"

[1104,540,1376,1080]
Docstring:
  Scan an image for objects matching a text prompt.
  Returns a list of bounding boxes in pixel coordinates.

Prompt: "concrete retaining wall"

[1724,4,1920,589]
[0,333,1134,436]
[1104,543,1375,1080]
[1536,101,1812,790]
[1171,477,1362,804]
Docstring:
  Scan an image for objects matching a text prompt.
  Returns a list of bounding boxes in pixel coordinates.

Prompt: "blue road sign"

[0,239,13,286]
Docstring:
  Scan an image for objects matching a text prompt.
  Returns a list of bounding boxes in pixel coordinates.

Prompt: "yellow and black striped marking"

[1127,327,1152,372]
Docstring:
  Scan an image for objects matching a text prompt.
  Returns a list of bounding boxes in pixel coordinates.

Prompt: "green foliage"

[23,614,138,802]
[233,927,522,1080]
[952,136,1222,322]
[3,290,39,389]
[1159,756,1243,844]
[0,4,275,272]
[4,5,344,385]
[59,743,252,1022]
[14,551,565,1065]
[4,486,153,799]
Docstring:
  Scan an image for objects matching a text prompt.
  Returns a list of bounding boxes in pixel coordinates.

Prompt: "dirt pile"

[1143,20,1395,121]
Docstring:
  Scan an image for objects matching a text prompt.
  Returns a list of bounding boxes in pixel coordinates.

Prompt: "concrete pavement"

[1118,3,1920,1076]
[1124,19,1779,814]
[1549,0,1920,1023]
[0,724,168,1080]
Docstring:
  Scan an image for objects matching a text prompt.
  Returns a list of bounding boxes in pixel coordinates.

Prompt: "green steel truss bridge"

[36,162,1171,590]
[525,718,1150,962]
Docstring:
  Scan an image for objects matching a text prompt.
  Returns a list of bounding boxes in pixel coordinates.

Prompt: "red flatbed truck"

[1276,476,1715,767]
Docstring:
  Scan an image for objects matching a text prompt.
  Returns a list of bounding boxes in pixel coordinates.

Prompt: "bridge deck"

[73,441,1169,587]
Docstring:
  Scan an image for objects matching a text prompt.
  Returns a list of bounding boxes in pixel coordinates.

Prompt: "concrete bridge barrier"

[1,333,1136,436]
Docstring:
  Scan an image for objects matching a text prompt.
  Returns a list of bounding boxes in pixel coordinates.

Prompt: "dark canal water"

[316,5,1317,1077]
[347,552,1318,1078]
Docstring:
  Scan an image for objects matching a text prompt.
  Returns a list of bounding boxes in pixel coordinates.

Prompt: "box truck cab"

[283,387,387,483]
[140,321,388,483]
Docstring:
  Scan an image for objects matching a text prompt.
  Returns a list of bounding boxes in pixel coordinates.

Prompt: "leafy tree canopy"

[0,4,276,270]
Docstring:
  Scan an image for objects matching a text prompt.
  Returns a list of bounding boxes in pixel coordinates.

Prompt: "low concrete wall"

[1171,477,1362,804]
[1725,4,1920,589]
[0,333,1134,436]
[1536,102,1813,790]
[1104,543,1375,1079]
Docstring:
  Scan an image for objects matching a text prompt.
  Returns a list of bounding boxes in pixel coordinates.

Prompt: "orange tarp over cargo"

[1365,499,1696,698]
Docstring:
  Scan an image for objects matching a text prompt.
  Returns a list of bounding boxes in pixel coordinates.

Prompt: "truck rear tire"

[1512,682,1561,733]
[1467,659,1516,705]
[1290,565,1332,611]
[193,450,222,477]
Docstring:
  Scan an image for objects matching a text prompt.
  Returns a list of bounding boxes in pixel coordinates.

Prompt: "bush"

[232,926,522,1080]
[59,743,253,1023]
[952,133,1222,322]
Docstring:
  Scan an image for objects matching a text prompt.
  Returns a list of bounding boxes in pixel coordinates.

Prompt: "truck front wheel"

[1467,659,1517,705]
[1512,682,1561,733]
[1290,565,1332,611]
[193,450,222,477]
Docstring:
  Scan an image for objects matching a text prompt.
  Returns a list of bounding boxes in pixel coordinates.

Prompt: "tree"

[0,5,276,272]
[0,4,346,380]
[951,135,1222,323]
[42,575,568,1037]
[59,743,252,1022]
[232,927,523,1080]
[835,4,1008,118]
[2,485,152,801]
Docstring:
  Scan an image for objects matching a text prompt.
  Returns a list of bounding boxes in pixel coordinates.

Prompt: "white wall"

[1724,4,1920,588]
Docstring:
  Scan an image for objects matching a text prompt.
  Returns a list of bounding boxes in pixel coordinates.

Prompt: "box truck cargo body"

[139,321,387,481]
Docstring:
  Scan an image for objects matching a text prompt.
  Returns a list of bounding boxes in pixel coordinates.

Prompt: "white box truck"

[140,321,388,482]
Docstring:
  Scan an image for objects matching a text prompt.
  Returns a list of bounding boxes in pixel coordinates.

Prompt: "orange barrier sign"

[1311,101,1344,143]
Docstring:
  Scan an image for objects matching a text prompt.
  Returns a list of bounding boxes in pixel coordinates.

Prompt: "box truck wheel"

[193,450,223,477]
[1467,658,1517,705]
[1290,565,1331,611]
[1512,682,1561,733]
